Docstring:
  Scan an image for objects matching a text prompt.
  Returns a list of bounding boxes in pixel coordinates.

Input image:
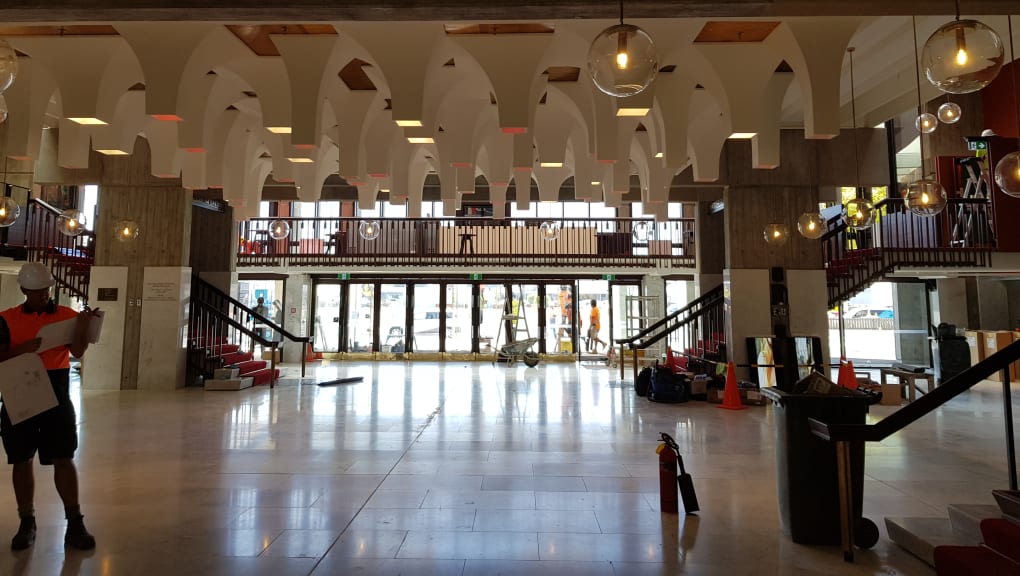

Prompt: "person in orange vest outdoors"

[0,262,100,551]
[588,299,607,353]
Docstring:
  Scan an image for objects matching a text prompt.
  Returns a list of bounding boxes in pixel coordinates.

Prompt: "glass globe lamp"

[631,221,654,242]
[937,101,962,124]
[0,196,19,227]
[539,220,560,241]
[797,212,826,239]
[588,24,658,97]
[0,108,7,124]
[905,179,948,216]
[842,197,874,230]
[763,223,789,246]
[268,219,290,240]
[916,113,938,134]
[57,209,87,237]
[0,39,17,95]
[994,151,1020,198]
[359,219,380,240]
[922,19,1004,94]
[114,219,140,242]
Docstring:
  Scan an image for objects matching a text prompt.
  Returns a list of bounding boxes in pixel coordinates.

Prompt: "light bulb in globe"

[916,113,938,134]
[797,212,826,239]
[588,24,658,97]
[539,220,561,241]
[268,219,290,240]
[763,223,789,246]
[922,19,1004,94]
[905,179,947,216]
[994,152,1020,198]
[937,101,962,124]
[359,219,380,240]
[0,197,19,227]
[57,209,86,237]
[842,197,875,230]
[114,219,140,242]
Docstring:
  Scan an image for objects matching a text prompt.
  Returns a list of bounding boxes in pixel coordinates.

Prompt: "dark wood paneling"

[696,200,725,275]
[190,204,235,276]
[724,185,822,270]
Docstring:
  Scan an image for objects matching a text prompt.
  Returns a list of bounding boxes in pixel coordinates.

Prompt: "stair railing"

[189,297,282,387]
[821,197,993,307]
[614,286,725,381]
[810,339,1020,563]
[24,198,95,302]
[190,275,310,378]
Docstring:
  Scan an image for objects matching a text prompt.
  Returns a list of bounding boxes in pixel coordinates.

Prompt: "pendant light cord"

[849,47,862,192]
[955,0,961,21]
[619,0,624,25]
[1009,16,1019,149]
[912,16,928,179]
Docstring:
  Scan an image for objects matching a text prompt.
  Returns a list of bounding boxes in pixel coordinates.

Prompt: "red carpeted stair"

[232,359,280,387]
[934,519,1020,575]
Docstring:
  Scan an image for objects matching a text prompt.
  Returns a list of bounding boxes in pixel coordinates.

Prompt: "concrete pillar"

[283,272,311,363]
[933,278,969,328]
[893,283,929,366]
[977,278,1011,331]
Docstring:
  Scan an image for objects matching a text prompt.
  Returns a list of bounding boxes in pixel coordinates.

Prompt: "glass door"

[347,282,375,352]
[545,283,577,356]
[446,284,474,352]
[610,282,640,355]
[313,283,343,353]
[411,283,441,352]
[479,284,508,352]
[580,280,611,356]
[380,283,407,353]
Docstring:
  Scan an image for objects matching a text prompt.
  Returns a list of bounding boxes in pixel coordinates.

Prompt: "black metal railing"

[822,198,993,307]
[189,275,310,386]
[237,216,696,269]
[614,286,725,381]
[24,198,95,302]
[810,339,1020,563]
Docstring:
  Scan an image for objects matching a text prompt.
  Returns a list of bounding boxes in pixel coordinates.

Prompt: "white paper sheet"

[0,354,58,425]
[32,312,105,351]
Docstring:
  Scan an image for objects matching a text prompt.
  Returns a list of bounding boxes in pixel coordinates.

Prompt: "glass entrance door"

[347,283,375,352]
[412,283,441,352]
[380,284,407,353]
[446,284,474,352]
[313,283,343,353]
[580,280,611,356]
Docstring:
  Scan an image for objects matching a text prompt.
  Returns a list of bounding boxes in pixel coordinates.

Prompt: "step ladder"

[952,156,994,247]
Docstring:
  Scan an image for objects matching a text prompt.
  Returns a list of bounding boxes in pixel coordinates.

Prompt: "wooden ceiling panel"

[226,24,337,56]
[339,58,376,91]
[445,23,555,35]
[694,21,780,43]
[0,25,118,36]
[544,66,580,82]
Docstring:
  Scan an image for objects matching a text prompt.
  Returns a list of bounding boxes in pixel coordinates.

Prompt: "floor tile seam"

[308,400,447,573]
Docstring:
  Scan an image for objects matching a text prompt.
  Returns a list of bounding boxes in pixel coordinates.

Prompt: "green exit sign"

[337,272,350,280]
[603,274,616,281]
[470,273,483,280]
[968,140,988,151]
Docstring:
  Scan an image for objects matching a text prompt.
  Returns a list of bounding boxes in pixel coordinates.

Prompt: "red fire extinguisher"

[657,432,679,514]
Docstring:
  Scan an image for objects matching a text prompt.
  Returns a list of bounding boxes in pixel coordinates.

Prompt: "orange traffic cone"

[304,342,317,362]
[718,361,746,411]
[844,359,859,390]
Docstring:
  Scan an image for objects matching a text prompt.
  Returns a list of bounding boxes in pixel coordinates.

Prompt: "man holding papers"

[0,262,98,551]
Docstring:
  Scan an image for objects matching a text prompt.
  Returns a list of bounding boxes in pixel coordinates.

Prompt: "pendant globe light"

[0,157,18,227]
[268,219,290,240]
[922,0,1004,94]
[631,220,654,242]
[993,16,1020,198]
[358,219,380,240]
[0,38,17,95]
[842,47,876,230]
[57,209,87,237]
[797,212,826,239]
[907,17,948,217]
[763,223,789,246]
[114,219,140,242]
[937,99,963,124]
[587,0,658,97]
[539,220,561,241]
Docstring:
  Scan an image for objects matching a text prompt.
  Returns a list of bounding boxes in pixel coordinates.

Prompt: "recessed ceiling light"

[68,117,107,125]
[287,157,314,163]
[616,108,650,117]
[728,132,757,139]
[95,149,129,155]
[539,162,563,168]
[407,137,434,144]
[267,126,292,134]
[395,120,423,127]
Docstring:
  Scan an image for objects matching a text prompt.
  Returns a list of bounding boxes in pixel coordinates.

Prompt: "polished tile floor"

[0,361,1011,575]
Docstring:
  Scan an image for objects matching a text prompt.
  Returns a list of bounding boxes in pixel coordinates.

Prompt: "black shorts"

[0,369,77,465]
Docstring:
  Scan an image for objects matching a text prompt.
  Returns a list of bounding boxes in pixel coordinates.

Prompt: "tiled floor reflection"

[0,361,1010,575]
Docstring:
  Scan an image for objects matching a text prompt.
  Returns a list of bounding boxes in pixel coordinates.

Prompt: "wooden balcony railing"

[237,217,697,269]
[24,198,95,302]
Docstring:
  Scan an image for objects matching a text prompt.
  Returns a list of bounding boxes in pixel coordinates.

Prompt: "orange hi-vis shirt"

[0,303,79,370]
[590,306,601,331]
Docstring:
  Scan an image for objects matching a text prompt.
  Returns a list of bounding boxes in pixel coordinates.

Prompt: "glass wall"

[665,280,690,315]
[313,283,342,353]
[446,284,474,352]
[380,284,407,353]
[580,280,611,355]
[479,284,508,351]
[347,283,375,352]
[546,283,576,355]
[412,283,441,352]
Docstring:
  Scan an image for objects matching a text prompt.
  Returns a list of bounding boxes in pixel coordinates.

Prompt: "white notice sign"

[0,354,58,425]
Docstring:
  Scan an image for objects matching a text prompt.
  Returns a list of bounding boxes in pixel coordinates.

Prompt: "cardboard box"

[261,349,281,363]
[707,389,724,404]
[984,331,1015,381]
[740,389,766,406]
[205,376,253,391]
[965,330,985,367]
[880,383,902,406]
[214,367,240,380]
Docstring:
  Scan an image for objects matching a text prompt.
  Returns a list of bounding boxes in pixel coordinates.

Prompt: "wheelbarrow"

[497,337,540,367]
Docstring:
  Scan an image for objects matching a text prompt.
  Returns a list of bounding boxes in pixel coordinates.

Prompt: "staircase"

[822,198,993,308]
[187,275,311,388]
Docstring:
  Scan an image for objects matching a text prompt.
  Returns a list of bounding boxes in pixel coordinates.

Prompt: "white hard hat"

[17,262,55,290]
[981,129,998,137]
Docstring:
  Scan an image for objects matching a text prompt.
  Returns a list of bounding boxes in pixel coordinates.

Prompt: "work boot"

[11,516,36,550]
[64,515,95,550]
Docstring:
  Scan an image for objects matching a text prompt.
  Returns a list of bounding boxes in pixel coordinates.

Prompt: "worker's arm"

[69,308,100,359]
[0,319,41,362]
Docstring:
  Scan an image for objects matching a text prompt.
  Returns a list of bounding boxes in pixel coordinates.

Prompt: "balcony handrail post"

[1004,366,1017,491]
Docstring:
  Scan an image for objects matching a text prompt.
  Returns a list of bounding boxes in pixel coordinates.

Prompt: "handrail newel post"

[1004,367,1017,491]
[836,440,856,563]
